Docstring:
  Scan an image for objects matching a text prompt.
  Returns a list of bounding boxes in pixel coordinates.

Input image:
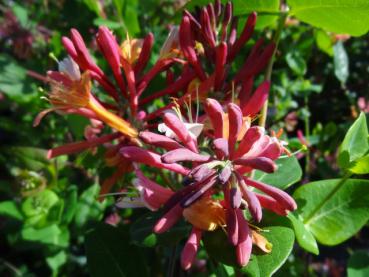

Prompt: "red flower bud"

[181,228,202,270]
[245,178,297,212]
[120,146,190,175]
[162,148,211,164]
[214,42,227,90]
[153,204,183,234]
[241,81,270,116]
[204,98,224,138]
[228,12,257,62]
[179,16,206,80]
[134,32,154,75]
[139,131,183,151]
[228,103,243,157]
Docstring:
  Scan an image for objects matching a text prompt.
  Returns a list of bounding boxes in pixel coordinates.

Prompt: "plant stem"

[304,93,311,178]
[303,172,352,224]
[258,11,287,128]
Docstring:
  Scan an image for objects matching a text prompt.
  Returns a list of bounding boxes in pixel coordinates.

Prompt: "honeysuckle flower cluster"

[120,99,296,269]
[35,0,298,271]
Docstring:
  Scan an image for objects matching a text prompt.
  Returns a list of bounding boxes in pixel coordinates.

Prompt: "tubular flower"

[35,26,199,196]
[182,1,274,108]
[120,99,296,269]
[143,0,275,122]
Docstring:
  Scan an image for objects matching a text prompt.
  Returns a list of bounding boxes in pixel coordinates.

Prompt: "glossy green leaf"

[204,226,294,276]
[287,0,369,36]
[293,179,369,245]
[338,112,369,168]
[254,156,302,190]
[85,223,148,277]
[287,213,319,255]
[333,41,349,84]
[348,250,369,277]
[130,212,190,247]
[241,226,295,277]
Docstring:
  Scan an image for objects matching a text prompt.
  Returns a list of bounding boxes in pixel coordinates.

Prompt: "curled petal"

[120,146,190,175]
[245,178,297,212]
[162,148,211,164]
[181,228,202,270]
[139,131,183,151]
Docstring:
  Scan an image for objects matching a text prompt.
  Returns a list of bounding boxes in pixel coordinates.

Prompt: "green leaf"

[315,30,333,56]
[8,147,49,171]
[11,4,28,27]
[348,250,369,277]
[254,156,302,190]
[286,52,307,76]
[130,212,190,247]
[242,226,295,277]
[203,226,295,277]
[46,251,67,277]
[74,184,106,228]
[93,18,122,30]
[0,201,23,220]
[61,186,78,225]
[293,178,369,245]
[338,112,369,168]
[21,225,69,247]
[0,54,37,103]
[22,190,59,217]
[287,213,319,255]
[348,155,369,174]
[333,41,349,84]
[85,223,148,277]
[287,0,369,36]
